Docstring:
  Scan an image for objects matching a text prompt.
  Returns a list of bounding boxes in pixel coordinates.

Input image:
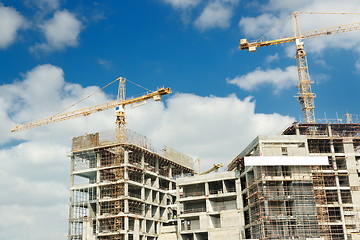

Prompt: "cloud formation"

[32,0,61,11]
[1,64,114,240]
[194,1,234,31]
[162,0,201,9]
[227,66,298,94]
[127,93,294,170]
[162,0,239,31]
[1,64,295,239]
[32,10,83,52]
[0,5,26,49]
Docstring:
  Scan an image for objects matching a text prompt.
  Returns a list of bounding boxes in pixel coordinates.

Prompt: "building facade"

[175,171,245,240]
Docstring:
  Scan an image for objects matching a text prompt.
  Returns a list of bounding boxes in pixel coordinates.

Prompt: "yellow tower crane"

[200,163,224,175]
[240,12,360,123]
[11,77,172,142]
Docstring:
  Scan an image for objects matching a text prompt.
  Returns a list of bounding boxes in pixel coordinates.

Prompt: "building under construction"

[228,122,360,240]
[68,129,194,240]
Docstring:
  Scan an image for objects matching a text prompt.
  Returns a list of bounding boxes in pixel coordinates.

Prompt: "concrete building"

[67,129,194,240]
[175,171,245,240]
[227,122,360,240]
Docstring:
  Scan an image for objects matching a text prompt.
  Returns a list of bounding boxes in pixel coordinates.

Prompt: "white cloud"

[194,1,235,31]
[265,53,279,63]
[239,13,288,39]
[239,0,360,54]
[24,0,61,12]
[0,204,67,240]
[0,64,115,240]
[1,64,295,239]
[162,0,239,31]
[31,10,83,52]
[162,0,201,9]
[97,58,112,69]
[227,66,298,94]
[1,64,113,144]
[356,59,360,72]
[0,5,26,49]
[34,0,60,11]
[127,93,294,170]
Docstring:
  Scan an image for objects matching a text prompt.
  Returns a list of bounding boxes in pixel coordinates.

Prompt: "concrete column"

[294,122,300,135]
[70,157,75,187]
[125,199,129,213]
[235,178,242,210]
[205,182,209,196]
[125,182,129,197]
[155,176,159,189]
[169,166,173,179]
[155,157,159,174]
[124,150,129,165]
[124,216,129,240]
[141,153,145,170]
[124,167,129,181]
[222,180,227,193]
[141,186,145,201]
[134,218,140,240]
[327,124,333,137]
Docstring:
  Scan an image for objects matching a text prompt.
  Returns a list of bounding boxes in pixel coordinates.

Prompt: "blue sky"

[0,0,359,239]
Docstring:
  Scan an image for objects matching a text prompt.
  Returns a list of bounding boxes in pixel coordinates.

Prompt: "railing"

[209,189,223,195]
[182,222,200,230]
[183,207,206,214]
[182,191,205,198]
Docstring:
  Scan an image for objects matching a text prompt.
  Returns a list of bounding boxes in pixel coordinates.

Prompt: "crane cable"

[53,77,152,117]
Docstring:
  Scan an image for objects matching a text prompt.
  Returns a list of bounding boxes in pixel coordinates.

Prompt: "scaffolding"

[240,164,360,240]
[282,123,360,137]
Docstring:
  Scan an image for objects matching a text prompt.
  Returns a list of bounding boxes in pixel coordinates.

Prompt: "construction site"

[9,11,360,240]
[63,119,360,240]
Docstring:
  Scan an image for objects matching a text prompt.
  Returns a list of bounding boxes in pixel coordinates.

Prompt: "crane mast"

[240,12,360,123]
[295,39,316,123]
[116,77,127,142]
[293,12,316,123]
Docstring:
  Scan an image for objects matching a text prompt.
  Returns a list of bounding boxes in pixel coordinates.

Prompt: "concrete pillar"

[205,182,209,196]
[124,216,129,240]
[294,122,300,135]
[141,153,145,170]
[235,178,242,210]
[327,124,333,137]
[134,218,140,240]
[125,182,129,197]
[169,166,173,179]
[124,150,129,165]
[155,157,159,174]
[141,186,145,201]
[125,199,129,213]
